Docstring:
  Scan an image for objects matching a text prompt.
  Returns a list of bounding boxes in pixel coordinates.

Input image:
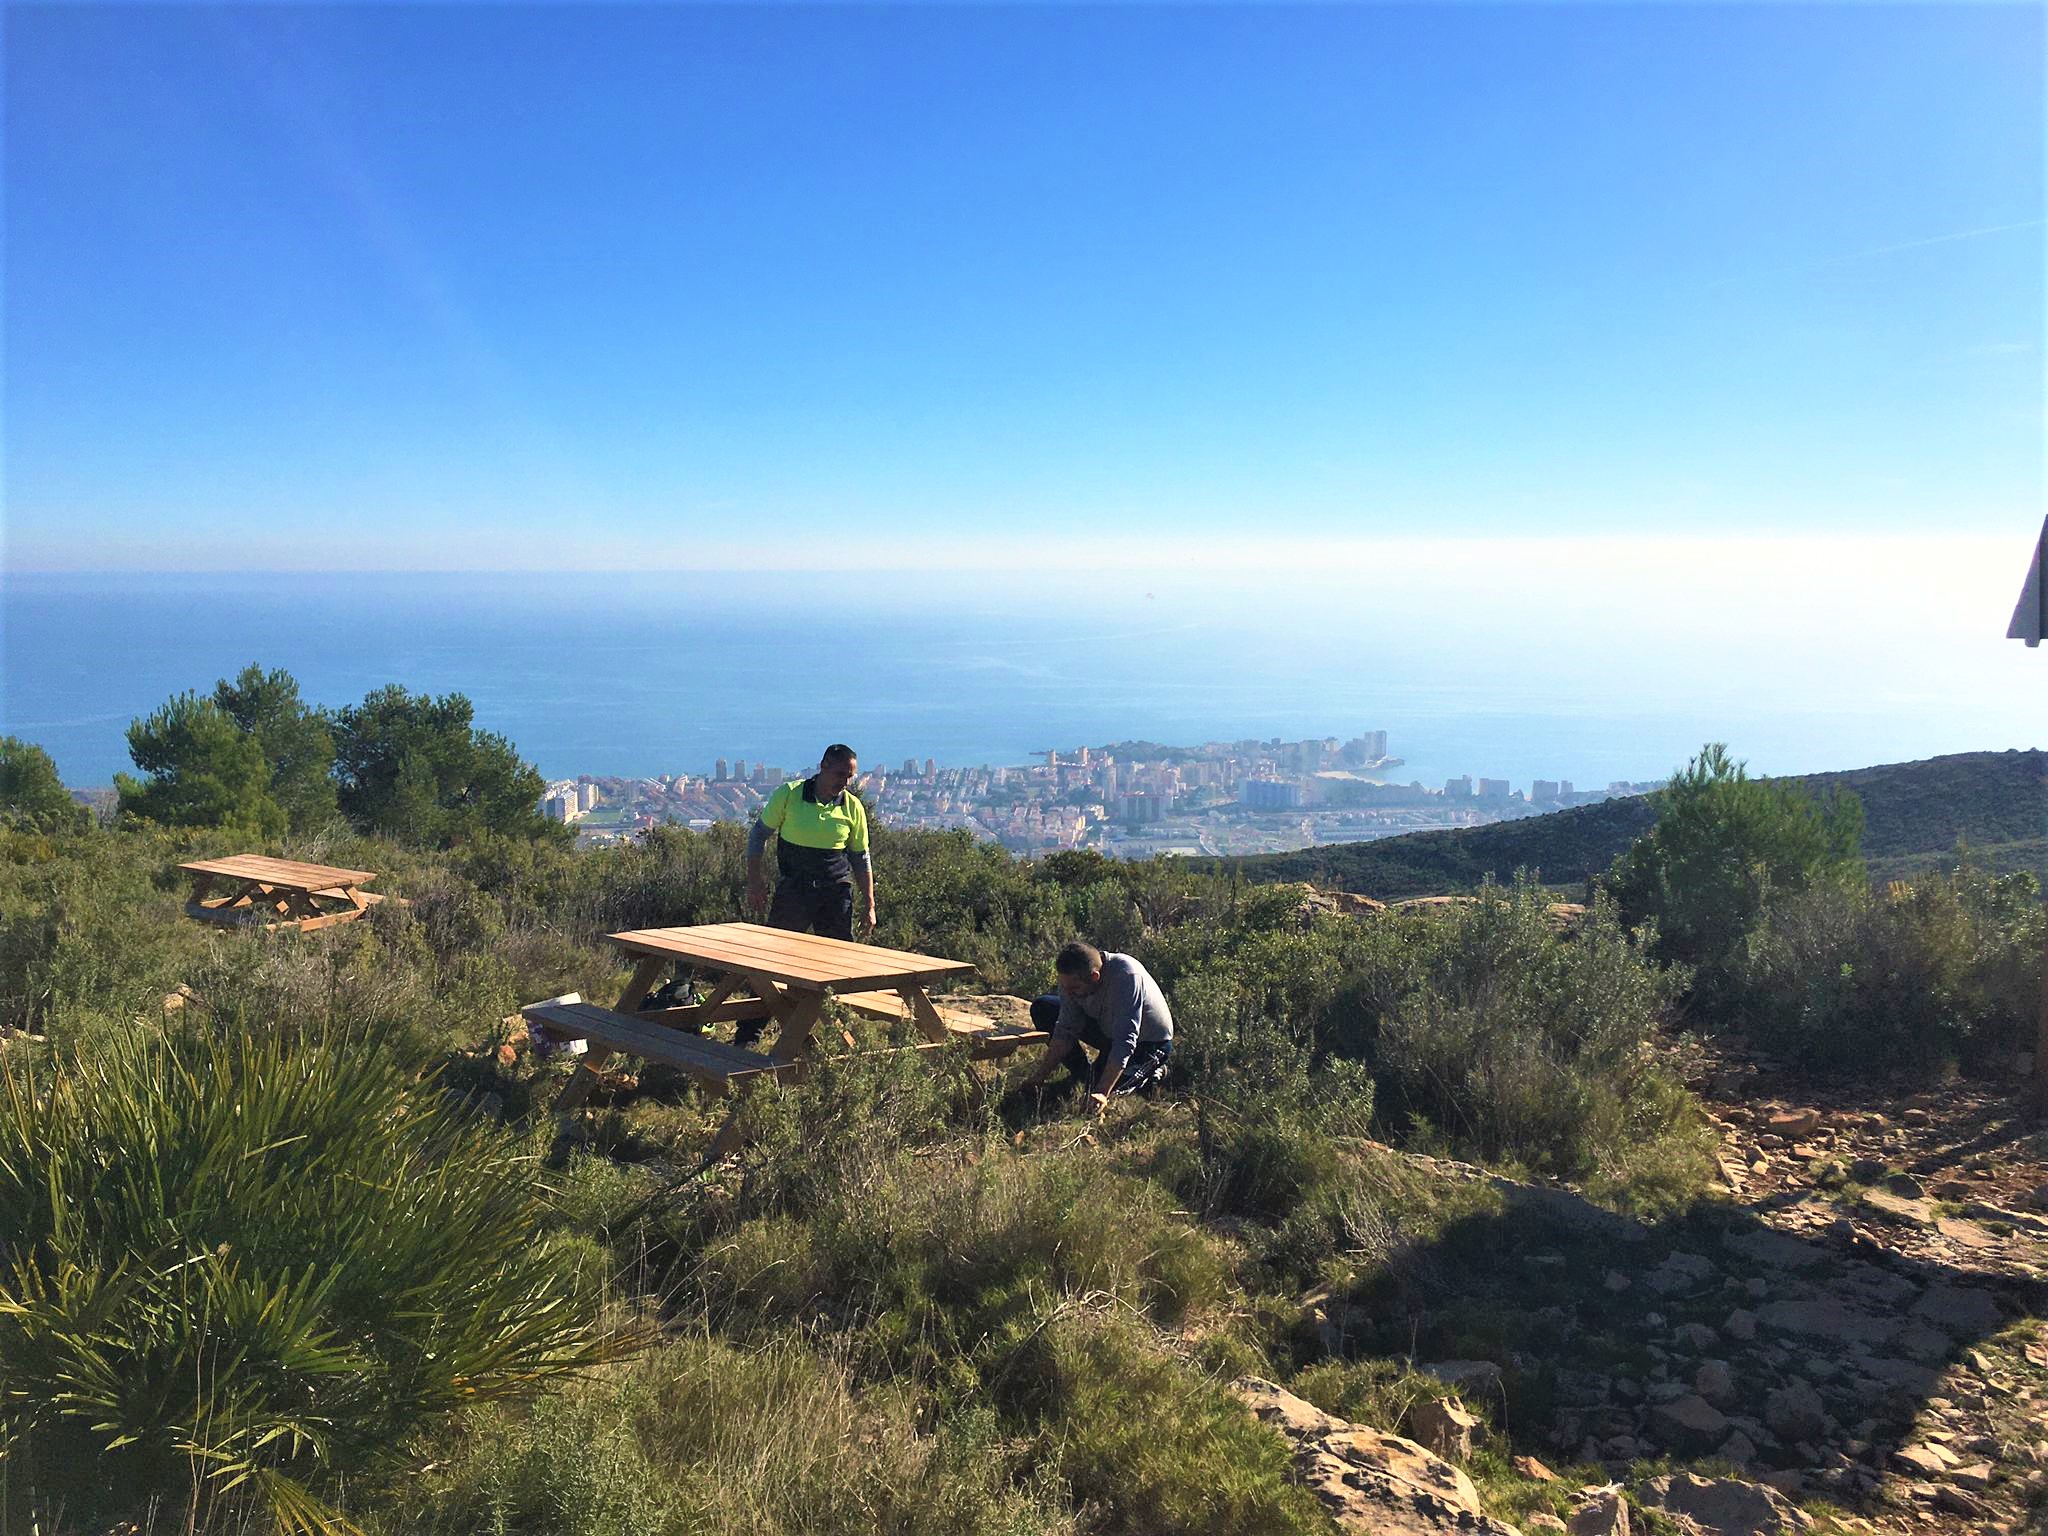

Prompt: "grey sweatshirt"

[1054,952,1174,1071]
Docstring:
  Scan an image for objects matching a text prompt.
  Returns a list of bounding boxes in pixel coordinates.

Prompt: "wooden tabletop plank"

[179,854,378,888]
[607,923,975,987]
[181,855,371,884]
[684,921,971,974]
[609,926,876,977]
[608,930,853,985]
[654,925,928,979]
[624,922,973,976]
[616,927,976,986]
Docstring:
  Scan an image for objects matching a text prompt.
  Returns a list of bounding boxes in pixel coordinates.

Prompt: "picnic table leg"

[188,875,262,921]
[768,989,826,1063]
[704,990,824,1163]
[897,986,953,1044]
[555,954,670,1112]
[698,975,743,1011]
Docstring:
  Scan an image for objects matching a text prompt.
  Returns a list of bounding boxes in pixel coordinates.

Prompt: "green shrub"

[0,823,209,1039]
[676,1123,1225,1389]
[1373,883,1706,1198]
[1739,866,2045,1073]
[1289,1356,1457,1435]
[385,1332,1074,1536]
[1169,990,1379,1282]
[585,822,748,937]
[870,827,1074,992]
[1018,1314,1328,1535]
[168,905,517,1062]
[0,1024,636,1531]
[721,1039,991,1220]
[1605,742,1864,1015]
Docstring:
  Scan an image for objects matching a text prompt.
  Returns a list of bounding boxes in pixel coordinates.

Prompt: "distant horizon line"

[4,528,2033,581]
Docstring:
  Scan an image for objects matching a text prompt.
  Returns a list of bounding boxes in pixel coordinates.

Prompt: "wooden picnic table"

[179,854,387,932]
[523,922,1048,1156]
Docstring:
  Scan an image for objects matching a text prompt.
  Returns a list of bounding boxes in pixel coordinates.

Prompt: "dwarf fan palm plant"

[0,1023,638,1532]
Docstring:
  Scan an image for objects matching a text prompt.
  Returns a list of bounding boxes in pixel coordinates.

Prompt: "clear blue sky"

[5,2,2042,571]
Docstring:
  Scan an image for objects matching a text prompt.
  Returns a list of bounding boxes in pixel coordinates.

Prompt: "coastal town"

[543,733,1662,858]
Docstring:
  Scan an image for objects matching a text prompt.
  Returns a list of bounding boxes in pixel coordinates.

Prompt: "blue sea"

[1,569,2033,792]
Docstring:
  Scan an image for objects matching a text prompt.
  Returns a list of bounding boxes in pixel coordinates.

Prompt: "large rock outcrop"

[1639,1472,1809,1536]
[1232,1376,1522,1535]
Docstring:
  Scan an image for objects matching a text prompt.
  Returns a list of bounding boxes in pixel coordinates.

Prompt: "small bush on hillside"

[168,906,521,1063]
[1290,1356,1459,1436]
[385,1332,1074,1536]
[1010,1314,1328,1536]
[1166,985,1381,1280]
[683,1142,1225,1388]
[0,1024,636,1531]
[446,827,590,927]
[872,827,1073,991]
[1739,866,2044,1073]
[0,823,209,1039]
[1374,884,1706,1199]
[585,821,748,936]
[721,1042,992,1221]
[1605,742,1863,1015]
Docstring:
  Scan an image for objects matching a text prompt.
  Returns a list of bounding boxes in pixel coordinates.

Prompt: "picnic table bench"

[179,854,387,932]
[521,922,1048,1156]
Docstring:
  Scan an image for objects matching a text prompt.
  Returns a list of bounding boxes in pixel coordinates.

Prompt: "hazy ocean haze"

[2,556,2037,792]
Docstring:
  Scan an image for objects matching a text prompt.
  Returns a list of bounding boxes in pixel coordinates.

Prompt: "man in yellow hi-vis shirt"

[746,743,876,946]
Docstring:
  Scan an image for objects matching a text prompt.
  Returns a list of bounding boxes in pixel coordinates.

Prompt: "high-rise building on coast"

[1241,778,1303,810]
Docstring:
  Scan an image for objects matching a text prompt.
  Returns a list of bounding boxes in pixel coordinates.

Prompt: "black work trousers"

[1027,994,1173,1096]
[767,876,856,942]
[744,877,856,1049]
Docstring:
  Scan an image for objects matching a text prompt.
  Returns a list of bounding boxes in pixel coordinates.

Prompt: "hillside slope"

[1208,749,2045,898]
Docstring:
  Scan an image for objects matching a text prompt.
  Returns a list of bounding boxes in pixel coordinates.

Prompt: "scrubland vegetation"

[0,691,2039,1534]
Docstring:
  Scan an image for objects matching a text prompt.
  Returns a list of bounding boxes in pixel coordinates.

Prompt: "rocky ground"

[1699,1043,2048,1289]
[1675,1039,2048,1531]
[1292,1038,2048,1535]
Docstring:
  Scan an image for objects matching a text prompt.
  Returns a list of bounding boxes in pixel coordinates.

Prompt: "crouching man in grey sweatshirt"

[1017,941,1174,1116]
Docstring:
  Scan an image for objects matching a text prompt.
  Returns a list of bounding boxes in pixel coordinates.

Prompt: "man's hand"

[862,900,878,936]
[1086,1091,1111,1119]
[745,874,768,918]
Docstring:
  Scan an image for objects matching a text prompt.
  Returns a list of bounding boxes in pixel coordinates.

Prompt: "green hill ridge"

[1207,748,2046,898]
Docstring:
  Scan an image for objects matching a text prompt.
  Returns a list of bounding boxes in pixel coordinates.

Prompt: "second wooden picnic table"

[530,924,1046,1151]
[179,854,386,931]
